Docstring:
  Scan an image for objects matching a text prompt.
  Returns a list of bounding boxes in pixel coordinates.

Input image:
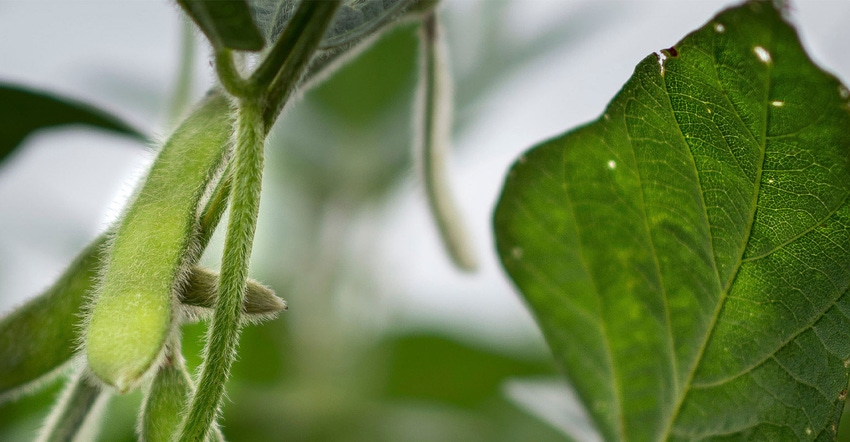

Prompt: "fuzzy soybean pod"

[85,91,234,393]
[139,350,224,442]
[0,237,104,402]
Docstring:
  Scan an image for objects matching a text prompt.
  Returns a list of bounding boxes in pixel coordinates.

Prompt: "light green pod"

[138,352,191,442]
[139,352,225,442]
[0,236,104,402]
[415,13,477,271]
[86,91,234,393]
[180,266,286,323]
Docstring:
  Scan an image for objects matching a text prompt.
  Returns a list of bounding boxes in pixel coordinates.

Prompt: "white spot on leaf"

[607,160,617,170]
[656,52,666,76]
[512,247,523,259]
[753,46,772,64]
[840,85,850,99]
[771,100,784,107]
[714,23,725,33]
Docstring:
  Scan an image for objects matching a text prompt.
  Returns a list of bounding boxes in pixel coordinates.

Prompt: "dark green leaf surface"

[178,0,265,51]
[494,2,850,440]
[0,84,144,166]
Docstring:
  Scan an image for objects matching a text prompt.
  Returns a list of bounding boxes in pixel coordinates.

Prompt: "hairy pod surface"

[139,351,192,442]
[0,237,104,402]
[180,266,286,323]
[85,92,234,392]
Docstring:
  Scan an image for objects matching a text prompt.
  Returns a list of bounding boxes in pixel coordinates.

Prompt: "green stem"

[177,3,341,439]
[262,0,343,128]
[249,0,327,94]
[214,49,254,99]
[177,101,265,442]
[38,368,104,442]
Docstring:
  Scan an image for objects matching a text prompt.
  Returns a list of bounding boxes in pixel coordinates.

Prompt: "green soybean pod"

[139,352,190,442]
[86,91,234,393]
[180,266,286,324]
[415,13,477,271]
[0,237,105,402]
[139,350,225,442]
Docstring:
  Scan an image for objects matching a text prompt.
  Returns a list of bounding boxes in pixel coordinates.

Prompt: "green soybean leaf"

[248,0,426,49]
[494,2,850,440]
[0,238,104,403]
[0,83,144,166]
[178,0,265,51]
[86,91,234,393]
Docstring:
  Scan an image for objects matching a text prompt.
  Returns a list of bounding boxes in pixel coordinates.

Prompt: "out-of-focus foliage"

[0,84,144,167]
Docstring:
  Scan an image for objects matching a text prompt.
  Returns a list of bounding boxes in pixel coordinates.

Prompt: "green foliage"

[0,84,144,167]
[177,0,265,51]
[494,1,850,440]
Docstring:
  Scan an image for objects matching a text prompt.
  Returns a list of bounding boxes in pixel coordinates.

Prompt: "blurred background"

[1,0,849,440]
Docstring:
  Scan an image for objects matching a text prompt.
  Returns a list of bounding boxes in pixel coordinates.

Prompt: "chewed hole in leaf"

[656,52,667,76]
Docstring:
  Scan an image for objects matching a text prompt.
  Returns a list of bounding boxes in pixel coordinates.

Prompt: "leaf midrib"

[658,30,774,440]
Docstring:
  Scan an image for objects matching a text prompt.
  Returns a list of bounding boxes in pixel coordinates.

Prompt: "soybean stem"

[177,102,264,442]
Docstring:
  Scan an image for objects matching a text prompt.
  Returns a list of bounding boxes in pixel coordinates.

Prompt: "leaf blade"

[178,0,265,51]
[0,84,144,166]
[494,2,850,440]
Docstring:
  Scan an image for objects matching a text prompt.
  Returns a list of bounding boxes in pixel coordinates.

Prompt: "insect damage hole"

[607,160,617,170]
[655,52,667,76]
[771,100,784,107]
[713,23,725,33]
